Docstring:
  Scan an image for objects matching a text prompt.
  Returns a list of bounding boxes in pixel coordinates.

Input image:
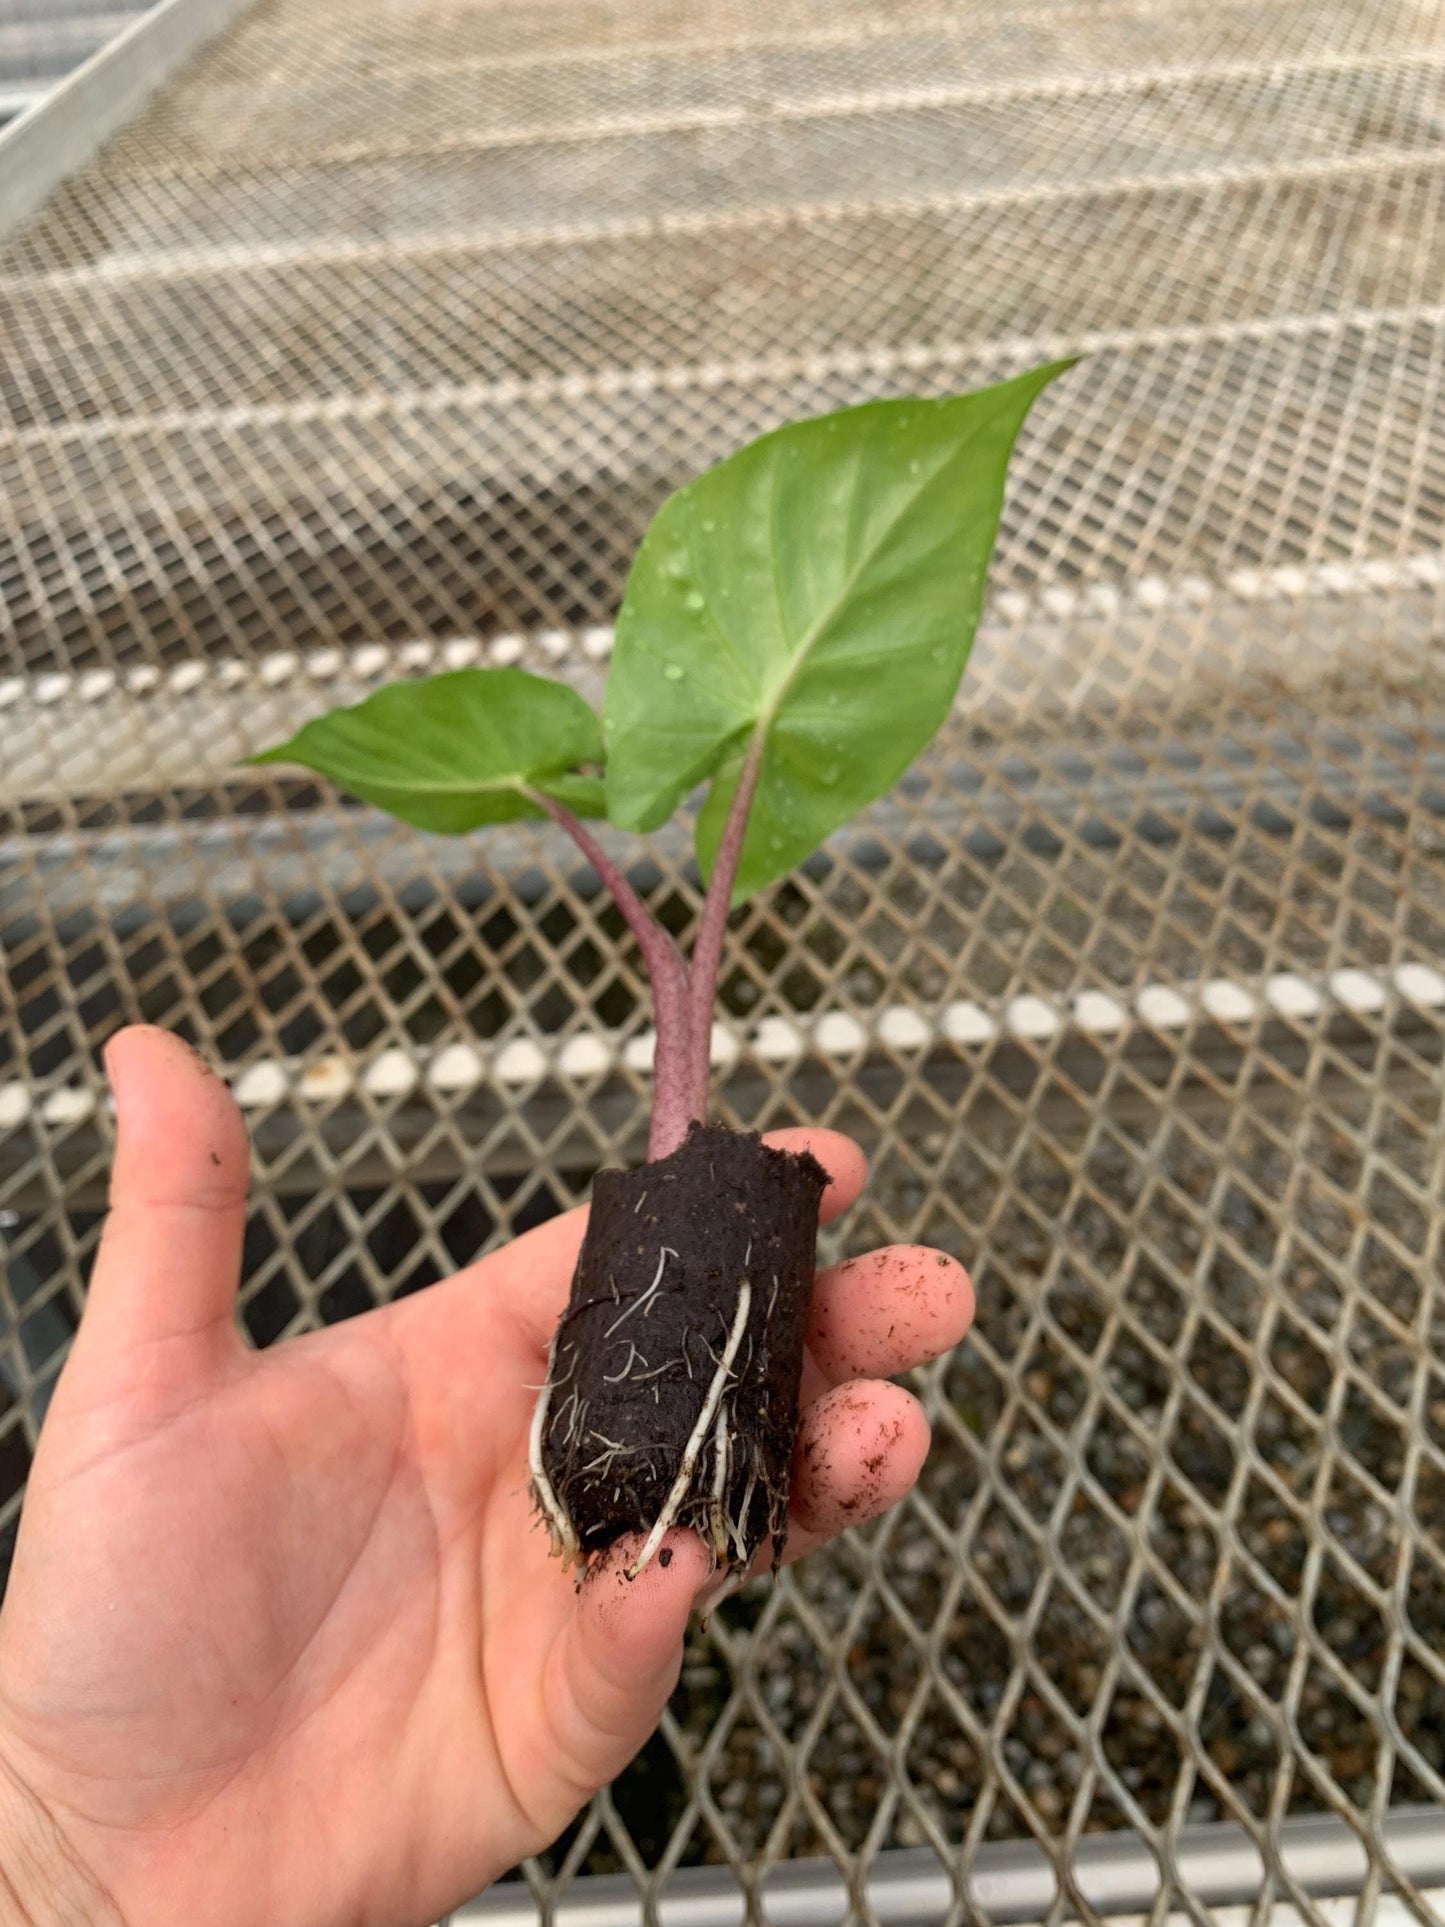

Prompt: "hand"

[0,1027,973,1927]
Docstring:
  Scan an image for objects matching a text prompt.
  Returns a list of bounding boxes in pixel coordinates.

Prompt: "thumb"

[546,1530,713,1792]
[77,1026,250,1360]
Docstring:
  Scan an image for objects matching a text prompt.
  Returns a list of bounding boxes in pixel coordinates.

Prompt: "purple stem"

[534,794,695,1161]
[684,736,765,1116]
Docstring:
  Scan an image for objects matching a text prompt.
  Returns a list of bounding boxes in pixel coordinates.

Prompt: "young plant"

[255,362,1073,1581]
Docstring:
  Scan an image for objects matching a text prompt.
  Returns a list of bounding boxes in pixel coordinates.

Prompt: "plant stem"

[685,735,765,1114]
[533,795,695,1161]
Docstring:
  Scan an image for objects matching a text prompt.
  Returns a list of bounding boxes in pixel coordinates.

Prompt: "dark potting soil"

[535,1122,828,1570]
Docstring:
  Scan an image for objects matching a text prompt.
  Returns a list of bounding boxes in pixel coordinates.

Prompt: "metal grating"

[2,0,1445,1919]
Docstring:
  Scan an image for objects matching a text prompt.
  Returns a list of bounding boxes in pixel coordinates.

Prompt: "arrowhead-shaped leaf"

[603,362,1073,900]
[253,667,606,831]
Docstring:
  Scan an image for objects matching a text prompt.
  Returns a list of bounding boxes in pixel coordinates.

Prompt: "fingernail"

[102,1031,133,1110]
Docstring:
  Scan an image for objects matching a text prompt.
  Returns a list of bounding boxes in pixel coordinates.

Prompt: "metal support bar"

[0,0,256,237]
[454,1810,1445,1927]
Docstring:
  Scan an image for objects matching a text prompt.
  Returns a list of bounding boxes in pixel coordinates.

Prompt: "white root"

[729,1462,758,1566]
[579,1438,646,1477]
[557,1386,584,1447]
[603,1341,644,1384]
[528,1329,580,1568]
[605,1245,677,1336]
[709,1407,731,1560]
[626,1278,753,1579]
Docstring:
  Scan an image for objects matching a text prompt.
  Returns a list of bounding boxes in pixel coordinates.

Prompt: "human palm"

[0,1029,971,1927]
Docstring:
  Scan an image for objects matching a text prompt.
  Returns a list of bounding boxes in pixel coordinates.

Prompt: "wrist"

[0,1751,125,1927]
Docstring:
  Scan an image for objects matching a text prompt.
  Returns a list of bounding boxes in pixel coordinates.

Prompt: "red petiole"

[533,734,763,1163]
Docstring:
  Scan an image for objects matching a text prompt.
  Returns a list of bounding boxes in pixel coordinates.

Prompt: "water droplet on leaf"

[664,664,684,681]
[684,590,705,612]
[701,518,717,533]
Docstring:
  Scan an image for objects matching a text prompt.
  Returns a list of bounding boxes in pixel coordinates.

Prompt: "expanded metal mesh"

[2,0,1445,1918]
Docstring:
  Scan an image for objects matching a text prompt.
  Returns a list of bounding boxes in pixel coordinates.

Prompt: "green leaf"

[604,361,1074,899]
[252,667,606,832]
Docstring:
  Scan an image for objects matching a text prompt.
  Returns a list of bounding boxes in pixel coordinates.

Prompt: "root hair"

[605,1245,677,1336]
[528,1329,581,1568]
